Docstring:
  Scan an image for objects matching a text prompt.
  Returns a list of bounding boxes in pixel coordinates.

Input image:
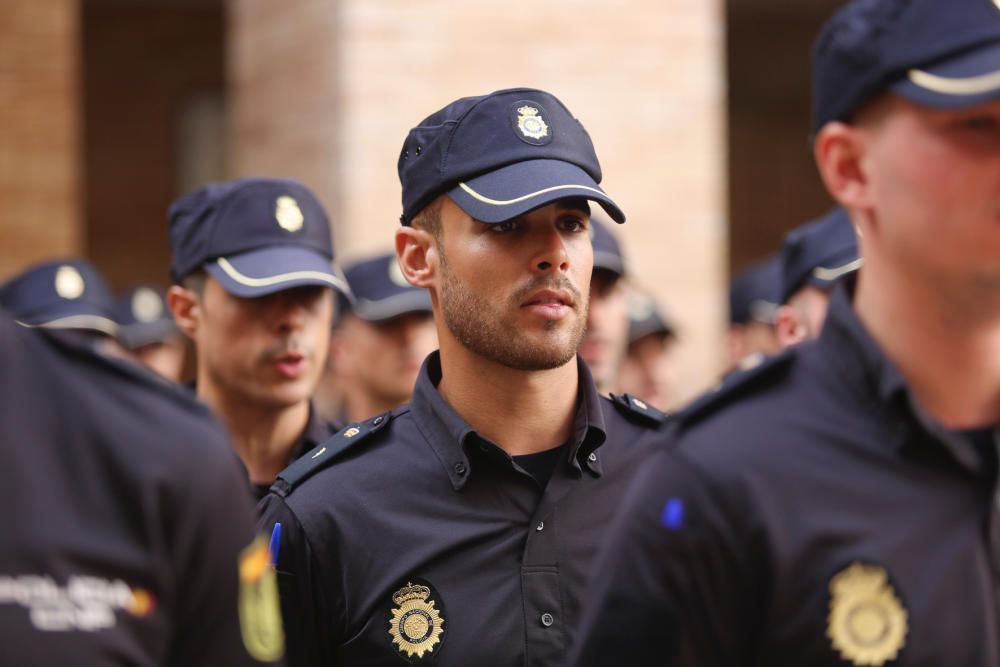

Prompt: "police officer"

[0,308,282,665]
[574,1,1000,664]
[579,214,630,395]
[725,255,781,370]
[259,88,665,666]
[774,207,860,348]
[321,252,436,424]
[0,258,121,341]
[618,287,677,409]
[166,177,351,501]
[115,285,187,381]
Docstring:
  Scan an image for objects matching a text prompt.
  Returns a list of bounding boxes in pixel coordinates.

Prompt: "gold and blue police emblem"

[131,287,163,323]
[387,580,445,660]
[275,195,304,232]
[827,561,907,666]
[510,101,553,146]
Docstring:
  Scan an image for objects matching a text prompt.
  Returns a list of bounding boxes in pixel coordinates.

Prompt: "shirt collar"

[410,351,608,491]
[820,276,988,472]
[290,402,336,462]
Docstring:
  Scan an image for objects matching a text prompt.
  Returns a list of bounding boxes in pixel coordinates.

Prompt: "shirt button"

[540,612,554,627]
[588,452,598,463]
[454,462,467,475]
[536,521,544,532]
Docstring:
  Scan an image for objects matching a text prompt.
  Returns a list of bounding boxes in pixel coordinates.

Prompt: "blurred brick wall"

[0,0,82,282]
[229,0,727,401]
[83,1,224,291]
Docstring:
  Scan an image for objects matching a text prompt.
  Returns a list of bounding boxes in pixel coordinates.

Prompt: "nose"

[271,290,311,334]
[531,226,570,276]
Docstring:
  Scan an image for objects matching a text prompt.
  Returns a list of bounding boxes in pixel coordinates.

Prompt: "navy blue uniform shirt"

[574,277,1000,666]
[258,352,664,666]
[0,311,281,665]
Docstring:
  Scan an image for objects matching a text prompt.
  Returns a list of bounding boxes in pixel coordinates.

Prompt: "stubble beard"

[438,259,588,371]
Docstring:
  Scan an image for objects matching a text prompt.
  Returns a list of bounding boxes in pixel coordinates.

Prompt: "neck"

[197,370,310,484]
[436,343,579,456]
[854,263,1000,429]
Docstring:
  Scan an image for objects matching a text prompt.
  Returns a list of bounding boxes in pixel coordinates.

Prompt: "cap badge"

[516,105,549,141]
[54,266,85,300]
[131,287,163,323]
[827,562,907,666]
[344,427,361,438]
[389,259,410,288]
[275,196,304,232]
[388,581,445,660]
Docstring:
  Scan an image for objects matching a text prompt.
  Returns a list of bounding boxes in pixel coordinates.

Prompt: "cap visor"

[351,290,433,323]
[206,246,352,299]
[16,310,120,337]
[448,159,625,224]
[120,319,181,350]
[892,41,1000,109]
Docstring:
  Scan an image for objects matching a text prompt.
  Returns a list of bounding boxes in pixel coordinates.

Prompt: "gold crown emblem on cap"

[131,287,163,323]
[275,196,304,232]
[54,266,85,300]
[827,562,907,666]
[517,105,549,140]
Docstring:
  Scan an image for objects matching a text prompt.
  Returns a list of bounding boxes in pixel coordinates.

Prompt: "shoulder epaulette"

[273,411,394,496]
[673,349,796,428]
[609,393,669,427]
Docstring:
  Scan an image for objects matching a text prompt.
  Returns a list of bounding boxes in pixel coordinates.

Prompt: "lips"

[272,352,307,379]
[521,289,574,308]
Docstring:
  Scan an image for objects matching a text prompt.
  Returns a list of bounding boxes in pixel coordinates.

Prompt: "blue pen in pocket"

[268,522,282,567]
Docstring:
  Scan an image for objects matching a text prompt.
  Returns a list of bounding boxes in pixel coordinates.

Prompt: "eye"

[559,217,588,233]
[491,220,519,233]
[958,115,1000,132]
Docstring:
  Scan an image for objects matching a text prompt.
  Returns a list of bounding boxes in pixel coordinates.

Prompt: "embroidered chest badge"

[388,580,445,660]
[827,561,908,666]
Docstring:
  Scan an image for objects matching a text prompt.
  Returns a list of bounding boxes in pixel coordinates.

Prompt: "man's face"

[333,312,437,405]
[194,278,333,409]
[860,97,1000,289]
[619,334,675,408]
[580,269,629,393]
[434,196,592,371]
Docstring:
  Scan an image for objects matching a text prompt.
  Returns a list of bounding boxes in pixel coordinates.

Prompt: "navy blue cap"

[627,289,676,345]
[168,177,351,299]
[729,256,781,325]
[813,0,1000,131]
[338,253,433,323]
[398,88,624,226]
[114,285,181,350]
[780,207,861,304]
[0,258,119,336]
[590,214,626,277]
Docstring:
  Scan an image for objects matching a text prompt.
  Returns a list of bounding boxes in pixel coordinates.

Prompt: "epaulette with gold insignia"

[272,411,394,496]
[673,349,795,429]
[609,393,668,427]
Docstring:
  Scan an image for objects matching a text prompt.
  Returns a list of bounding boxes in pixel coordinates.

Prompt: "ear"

[774,304,808,349]
[814,121,873,212]
[167,285,201,340]
[395,226,437,289]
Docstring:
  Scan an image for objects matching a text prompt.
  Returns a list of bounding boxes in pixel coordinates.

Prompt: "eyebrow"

[554,198,591,215]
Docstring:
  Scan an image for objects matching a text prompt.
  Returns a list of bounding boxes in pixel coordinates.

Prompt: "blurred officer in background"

[725,255,781,370]
[115,285,187,382]
[260,88,665,666]
[0,258,122,351]
[774,207,860,348]
[579,214,629,395]
[0,308,282,666]
[323,252,436,424]
[575,0,1000,664]
[167,177,351,501]
[618,287,678,409]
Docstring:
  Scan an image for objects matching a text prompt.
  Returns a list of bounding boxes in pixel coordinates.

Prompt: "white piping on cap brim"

[907,68,1000,96]
[215,257,352,296]
[16,315,120,336]
[812,257,863,282]
[457,181,609,206]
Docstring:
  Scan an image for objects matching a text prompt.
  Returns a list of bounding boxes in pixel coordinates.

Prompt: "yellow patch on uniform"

[128,588,156,617]
[827,562,907,666]
[238,536,284,662]
[388,582,444,659]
